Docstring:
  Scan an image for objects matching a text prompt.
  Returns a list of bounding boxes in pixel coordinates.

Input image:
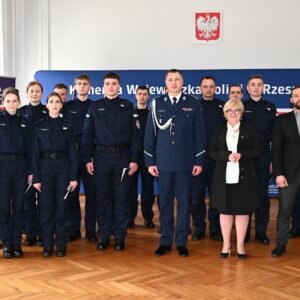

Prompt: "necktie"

[172,97,177,109]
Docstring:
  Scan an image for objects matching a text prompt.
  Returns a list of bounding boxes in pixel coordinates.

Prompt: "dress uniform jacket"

[208,123,262,213]
[144,94,206,171]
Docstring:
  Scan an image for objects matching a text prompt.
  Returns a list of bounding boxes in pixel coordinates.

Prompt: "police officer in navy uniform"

[0,88,32,258]
[63,74,97,243]
[191,76,225,242]
[243,74,277,244]
[144,69,206,257]
[82,72,140,251]
[32,92,78,257]
[19,81,47,247]
[128,86,155,229]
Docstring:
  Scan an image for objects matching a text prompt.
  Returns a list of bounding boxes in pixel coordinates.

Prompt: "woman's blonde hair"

[223,98,244,118]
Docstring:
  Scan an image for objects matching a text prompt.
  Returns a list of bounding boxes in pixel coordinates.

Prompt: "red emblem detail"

[195,12,221,41]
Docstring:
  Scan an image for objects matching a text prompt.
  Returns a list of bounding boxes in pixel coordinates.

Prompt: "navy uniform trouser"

[39,158,70,247]
[291,189,300,229]
[248,150,271,234]
[68,159,96,234]
[191,159,220,233]
[24,185,41,239]
[159,170,192,247]
[276,171,300,246]
[129,165,154,222]
[94,149,132,241]
[0,160,27,247]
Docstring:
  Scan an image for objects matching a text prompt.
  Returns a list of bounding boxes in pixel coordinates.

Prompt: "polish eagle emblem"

[195,13,221,41]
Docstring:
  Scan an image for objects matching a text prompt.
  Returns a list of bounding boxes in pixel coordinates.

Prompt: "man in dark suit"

[144,69,206,257]
[271,85,300,257]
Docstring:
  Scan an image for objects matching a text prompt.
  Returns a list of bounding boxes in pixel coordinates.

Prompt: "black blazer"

[207,123,262,212]
[272,111,300,183]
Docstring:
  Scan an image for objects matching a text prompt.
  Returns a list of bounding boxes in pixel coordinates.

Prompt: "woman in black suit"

[208,99,261,259]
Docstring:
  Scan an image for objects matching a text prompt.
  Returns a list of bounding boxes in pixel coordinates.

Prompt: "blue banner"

[35,69,300,112]
[35,69,290,197]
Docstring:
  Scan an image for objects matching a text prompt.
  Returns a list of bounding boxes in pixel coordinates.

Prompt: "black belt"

[96,144,129,154]
[0,153,26,161]
[41,152,67,159]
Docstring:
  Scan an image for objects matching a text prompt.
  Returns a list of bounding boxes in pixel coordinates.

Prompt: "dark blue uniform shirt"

[133,107,149,164]
[19,103,48,124]
[32,116,78,183]
[62,99,93,147]
[82,97,141,163]
[243,98,277,151]
[200,98,225,146]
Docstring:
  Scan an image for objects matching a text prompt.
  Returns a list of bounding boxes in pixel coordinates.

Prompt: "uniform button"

[241,168,244,171]
[172,132,175,135]
[241,176,244,180]
[172,141,175,144]
[173,115,175,118]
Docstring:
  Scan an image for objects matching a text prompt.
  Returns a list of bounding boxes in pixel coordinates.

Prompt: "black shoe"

[24,236,37,246]
[144,220,155,229]
[3,246,14,259]
[13,245,23,258]
[97,240,110,251]
[68,231,81,242]
[85,231,97,243]
[289,228,300,239]
[114,239,125,251]
[210,232,223,242]
[128,220,135,228]
[36,237,43,247]
[192,231,205,241]
[220,250,231,258]
[255,232,270,245]
[237,252,247,259]
[176,246,189,257]
[157,226,162,234]
[56,245,67,257]
[42,246,53,257]
[271,244,286,257]
[154,245,171,256]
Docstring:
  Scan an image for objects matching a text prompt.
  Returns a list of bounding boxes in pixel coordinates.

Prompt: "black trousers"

[276,171,300,246]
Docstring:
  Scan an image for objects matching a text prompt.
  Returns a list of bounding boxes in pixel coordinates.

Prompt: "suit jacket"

[207,123,262,212]
[272,111,300,183]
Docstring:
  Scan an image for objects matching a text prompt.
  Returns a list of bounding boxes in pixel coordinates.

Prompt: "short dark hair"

[26,81,43,93]
[46,92,62,103]
[2,87,20,102]
[200,76,216,85]
[291,84,300,95]
[136,85,149,94]
[103,72,120,83]
[54,83,68,90]
[247,74,264,84]
[229,84,243,94]
[165,69,183,80]
[75,74,91,84]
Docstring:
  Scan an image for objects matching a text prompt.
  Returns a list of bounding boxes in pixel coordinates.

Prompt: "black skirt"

[217,183,255,215]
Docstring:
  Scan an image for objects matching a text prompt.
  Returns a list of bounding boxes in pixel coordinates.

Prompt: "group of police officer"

[1,69,299,259]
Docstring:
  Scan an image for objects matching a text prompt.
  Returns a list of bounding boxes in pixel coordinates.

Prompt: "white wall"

[2,0,300,102]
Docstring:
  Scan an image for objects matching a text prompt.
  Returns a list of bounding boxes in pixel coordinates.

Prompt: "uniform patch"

[21,124,26,128]
[69,110,77,114]
[182,108,193,111]
[136,120,141,129]
[62,127,68,130]
[40,128,48,131]
[0,123,6,126]
[98,108,105,111]
[120,104,125,107]
[133,114,138,118]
